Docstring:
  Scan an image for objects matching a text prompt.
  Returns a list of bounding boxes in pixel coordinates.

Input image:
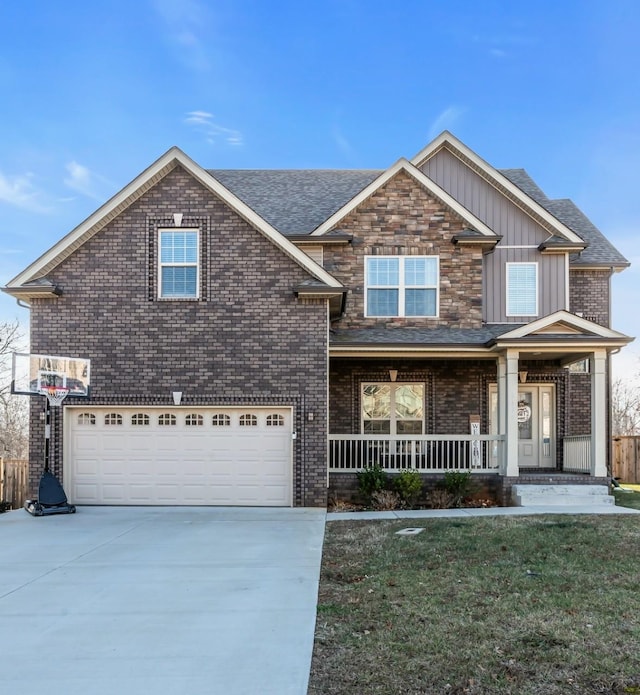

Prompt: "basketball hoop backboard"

[11,353,91,397]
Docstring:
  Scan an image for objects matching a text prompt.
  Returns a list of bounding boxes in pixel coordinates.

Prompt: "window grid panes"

[366,256,438,317]
[78,413,96,425]
[240,414,258,427]
[362,383,424,435]
[185,414,204,426]
[212,414,231,426]
[158,413,177,426]
[104,413,123,426]
[132,413,150,426]
[266,414,285,426]
[158,230,199,298]
[506,262,537,316]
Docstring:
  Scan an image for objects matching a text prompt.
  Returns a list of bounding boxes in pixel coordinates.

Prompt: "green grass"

[309,516,640,695]
[614,488,640,510]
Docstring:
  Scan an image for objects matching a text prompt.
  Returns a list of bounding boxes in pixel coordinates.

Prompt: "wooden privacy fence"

[613,437,640,484]
[0,458,28,510]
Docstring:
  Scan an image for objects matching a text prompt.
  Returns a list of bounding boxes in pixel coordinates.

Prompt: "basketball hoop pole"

[39,387,70,475]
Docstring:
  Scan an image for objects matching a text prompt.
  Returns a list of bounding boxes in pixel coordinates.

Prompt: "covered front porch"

[328,313,633,493]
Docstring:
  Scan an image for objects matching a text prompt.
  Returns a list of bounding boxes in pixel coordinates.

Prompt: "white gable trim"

[498,311,628,340]
[8,147,341,289]
[411,132,585,245]
[310,158,497,238]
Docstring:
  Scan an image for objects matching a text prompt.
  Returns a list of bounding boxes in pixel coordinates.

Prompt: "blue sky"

[0,0,638,376]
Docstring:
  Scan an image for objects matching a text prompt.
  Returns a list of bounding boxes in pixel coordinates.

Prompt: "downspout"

[608,346,621,478]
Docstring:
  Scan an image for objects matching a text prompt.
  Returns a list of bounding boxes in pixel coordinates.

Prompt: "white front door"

[490,384,555,469]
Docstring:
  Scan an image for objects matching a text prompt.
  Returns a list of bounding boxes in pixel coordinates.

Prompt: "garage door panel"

[67,407,292,506]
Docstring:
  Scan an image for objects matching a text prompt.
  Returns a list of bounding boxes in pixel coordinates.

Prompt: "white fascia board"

[311,158,496,238]
[497,310,630,340]
[411,132,585,246]
[9,147,341,290]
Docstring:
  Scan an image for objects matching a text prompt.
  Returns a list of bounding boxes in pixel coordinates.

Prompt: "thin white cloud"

[64,161,114,201]
[428,106,465,140]
[0,171,50,213]
[152,0,211,71]
[331,123,355,159]
[184,111,243,146]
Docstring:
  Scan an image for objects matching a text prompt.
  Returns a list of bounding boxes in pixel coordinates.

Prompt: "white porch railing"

[563,435,591,473]
[328,435,503,473]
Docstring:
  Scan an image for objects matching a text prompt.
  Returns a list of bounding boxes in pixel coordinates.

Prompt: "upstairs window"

[506,262,538,316]
[158,229,199,298]
[365,256,438,317]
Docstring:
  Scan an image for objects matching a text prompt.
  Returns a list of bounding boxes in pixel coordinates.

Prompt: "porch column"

[505,349,520,477]
[590,349,607,477]
[497,355,507,474]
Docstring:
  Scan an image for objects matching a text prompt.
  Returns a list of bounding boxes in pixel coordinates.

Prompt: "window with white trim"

[361,383,424,435]
[132,413,150,426]
[185,414,204,426]
[158,229,199,298]
[239,414,258,427]
[212,414,231,426]
[158,413,177,426]
[365,256,438,317]
[104,413,123,426]
[506,262,538,316]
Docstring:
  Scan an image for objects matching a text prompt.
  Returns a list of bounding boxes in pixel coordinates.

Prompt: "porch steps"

[512,484,614,508]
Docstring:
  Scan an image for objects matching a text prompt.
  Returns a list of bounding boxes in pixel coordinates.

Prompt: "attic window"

[158,229,199,299]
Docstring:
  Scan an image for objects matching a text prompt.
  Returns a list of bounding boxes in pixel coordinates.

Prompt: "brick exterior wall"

[569,269,611,326]
[27,165,329,506]
[323,170,484,329]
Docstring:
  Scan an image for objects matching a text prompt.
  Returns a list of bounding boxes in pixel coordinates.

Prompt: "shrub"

[426,488,455,509]
[395,469,423,508]
[440,471,478,507]
[370,490,401,511]
[357,464,388,502]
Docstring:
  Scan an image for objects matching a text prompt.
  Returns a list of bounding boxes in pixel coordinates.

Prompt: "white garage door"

[65,407,292,506]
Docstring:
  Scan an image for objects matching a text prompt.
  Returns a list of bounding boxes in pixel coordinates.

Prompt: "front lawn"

[614,488,640,511]
[309,516,640,695]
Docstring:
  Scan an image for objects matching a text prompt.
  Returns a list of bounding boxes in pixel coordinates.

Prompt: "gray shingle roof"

[206,166,627,267]
[500,169,629,268]
[209,169,381,235]
[330,325,519,346]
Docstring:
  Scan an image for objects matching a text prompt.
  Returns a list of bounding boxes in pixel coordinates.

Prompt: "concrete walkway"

[0,506,326,695]
[328,503,640,521]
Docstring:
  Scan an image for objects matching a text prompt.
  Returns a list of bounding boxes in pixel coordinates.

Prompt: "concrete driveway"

[0,506,326,695]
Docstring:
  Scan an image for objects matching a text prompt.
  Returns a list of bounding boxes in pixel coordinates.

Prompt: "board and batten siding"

[421,148,568,323]
[421,148,551,246]
[484,248,566,323]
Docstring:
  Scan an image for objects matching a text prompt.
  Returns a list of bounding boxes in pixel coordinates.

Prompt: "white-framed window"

[365,256,438,317]
[78,413,96,425]
[158,229,199,298]
[132,413,150,426]
[266,414,285,427]
[506,262,538,316]
[361,383,424,435]
[239,414,258,427]
[212,413,231,426]
[104,413,123,426]
[158,413,177,426]
[185,414,204,426]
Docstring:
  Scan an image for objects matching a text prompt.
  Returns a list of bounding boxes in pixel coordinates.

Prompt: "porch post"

[497,355,507,474]
[505,349,520,477]
[590,349,607,477]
